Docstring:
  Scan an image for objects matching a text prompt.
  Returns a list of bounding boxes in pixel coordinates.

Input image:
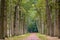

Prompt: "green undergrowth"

[5,33,30,40]
[37,33,47,40]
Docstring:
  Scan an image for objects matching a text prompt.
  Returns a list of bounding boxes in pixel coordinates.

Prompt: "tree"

[14,5,20,36]
[57,0,60,38]
[45,0,52,36]
[0,0,7,40]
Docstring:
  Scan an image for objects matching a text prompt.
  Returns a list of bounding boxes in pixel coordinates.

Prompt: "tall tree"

[53,0,59,37]
[14,5,20,36]
[45,0,52,36]
[0,0,6,40]
[57,0,60,38]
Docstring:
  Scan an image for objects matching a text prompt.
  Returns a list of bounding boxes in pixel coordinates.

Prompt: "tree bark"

[45,0,52,36]
[0,0,6,40]
[54,0,59,36]
[14,5,20,36]
[58,0,60,38]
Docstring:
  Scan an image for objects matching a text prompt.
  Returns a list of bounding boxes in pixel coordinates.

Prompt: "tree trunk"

[0,0,6,40]
[54,0,59,36]
[2,0,7,37]
[58,0,60,38]
[23,16,27,34]
[50,5,54,36]
[4,5,7,37]
[41,13,45,34]
[14,5,20,36]
[45,0,52,36]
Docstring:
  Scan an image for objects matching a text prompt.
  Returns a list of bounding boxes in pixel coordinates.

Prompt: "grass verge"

[5,33,30,40]
[37,33,47,40]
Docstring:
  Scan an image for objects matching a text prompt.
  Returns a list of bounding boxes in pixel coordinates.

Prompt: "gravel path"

[25,33,60,40]
[25,33,41,40]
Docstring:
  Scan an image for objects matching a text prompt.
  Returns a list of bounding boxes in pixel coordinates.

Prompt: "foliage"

[27,20,38,33]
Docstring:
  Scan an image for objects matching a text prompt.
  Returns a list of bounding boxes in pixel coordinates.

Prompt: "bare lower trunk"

[20,21,24,34]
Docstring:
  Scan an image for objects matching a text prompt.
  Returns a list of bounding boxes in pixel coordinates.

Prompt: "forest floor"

[5,33,60,40]
[37,33,60,40]
[46,36,60,40]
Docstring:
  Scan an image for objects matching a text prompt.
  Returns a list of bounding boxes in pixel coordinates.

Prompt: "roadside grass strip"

[37,33,47,40]
[5,33,30,40]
